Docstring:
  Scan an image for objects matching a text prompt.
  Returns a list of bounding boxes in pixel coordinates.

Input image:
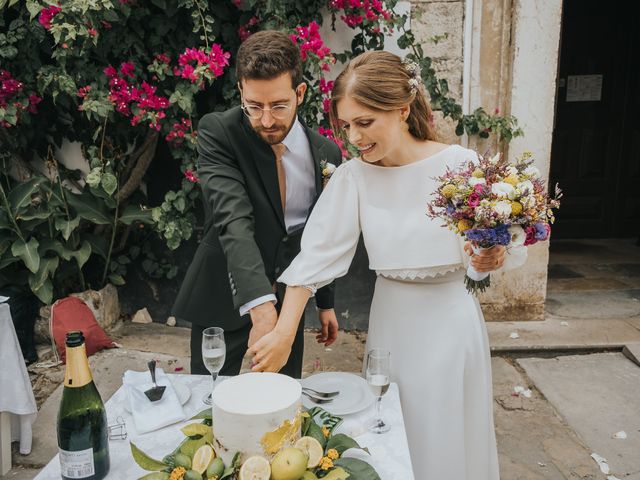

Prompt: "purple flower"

[534,222,550,241]
[464,224,511,247]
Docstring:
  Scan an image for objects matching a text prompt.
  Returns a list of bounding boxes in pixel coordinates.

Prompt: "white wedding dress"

[279,144,526,479]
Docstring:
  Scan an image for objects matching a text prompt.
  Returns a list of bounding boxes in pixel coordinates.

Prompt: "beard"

[252,109,298,145]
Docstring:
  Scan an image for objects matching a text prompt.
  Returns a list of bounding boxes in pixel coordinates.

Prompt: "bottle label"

[59,447,95,478]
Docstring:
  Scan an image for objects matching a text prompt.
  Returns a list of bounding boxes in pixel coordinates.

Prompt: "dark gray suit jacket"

[173,107,340,329]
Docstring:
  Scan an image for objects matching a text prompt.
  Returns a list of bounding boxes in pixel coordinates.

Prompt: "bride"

[248,50,526,479]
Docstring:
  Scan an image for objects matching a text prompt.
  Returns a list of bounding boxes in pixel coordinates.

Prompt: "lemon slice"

[239,455,271,480]
[192,444,215,474]
[294,436,324,468]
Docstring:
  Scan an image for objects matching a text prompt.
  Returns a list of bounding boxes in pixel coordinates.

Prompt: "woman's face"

[336,96,407,164]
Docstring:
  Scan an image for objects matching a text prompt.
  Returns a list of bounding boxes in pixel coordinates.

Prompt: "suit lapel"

[303,123,325,198]
[240,116,286,229]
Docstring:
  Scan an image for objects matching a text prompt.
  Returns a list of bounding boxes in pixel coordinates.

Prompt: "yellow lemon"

[239,456,271,480]
[294,437,324,468]
[270,448,308,480]
[192,444,215,475]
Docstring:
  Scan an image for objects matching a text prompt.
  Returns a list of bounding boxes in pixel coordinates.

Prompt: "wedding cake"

[212,372,302,465]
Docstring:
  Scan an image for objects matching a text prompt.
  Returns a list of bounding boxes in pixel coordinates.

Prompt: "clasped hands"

[464,241,507,272]
[246,301,338,373]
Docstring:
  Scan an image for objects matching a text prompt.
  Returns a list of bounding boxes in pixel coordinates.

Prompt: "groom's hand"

[248,301,278,349]
[316,309,339,346]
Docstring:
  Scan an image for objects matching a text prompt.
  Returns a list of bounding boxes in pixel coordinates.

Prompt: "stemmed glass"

[201,327,226,405]
[365,348,391,434]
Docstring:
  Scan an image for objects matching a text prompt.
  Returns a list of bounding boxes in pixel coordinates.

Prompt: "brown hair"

[236,30,303,88]
[329,50,436,142]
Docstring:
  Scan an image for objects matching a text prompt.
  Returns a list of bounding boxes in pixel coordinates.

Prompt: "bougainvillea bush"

[0,0,522,303]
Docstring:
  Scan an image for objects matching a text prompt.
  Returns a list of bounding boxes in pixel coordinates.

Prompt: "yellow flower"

[322,168,331,177]
[457,219,473,232]
[504,175,519,186]
[169,466,186,480]
[321,426,330,438]
[441,184,457,198]
[319,456,334,471]
[472,168,484,178]
[327,449,340,460]
[510,201,523,216]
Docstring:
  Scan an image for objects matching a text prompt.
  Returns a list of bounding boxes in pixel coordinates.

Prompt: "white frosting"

[212,373,302,465]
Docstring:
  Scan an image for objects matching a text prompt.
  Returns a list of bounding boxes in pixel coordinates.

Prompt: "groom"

[173,30,341,378]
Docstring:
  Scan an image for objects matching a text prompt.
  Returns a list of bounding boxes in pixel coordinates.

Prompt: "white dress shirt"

[239,118,316,316]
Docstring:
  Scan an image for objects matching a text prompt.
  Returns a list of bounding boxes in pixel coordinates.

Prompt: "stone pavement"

[3,238,640,479]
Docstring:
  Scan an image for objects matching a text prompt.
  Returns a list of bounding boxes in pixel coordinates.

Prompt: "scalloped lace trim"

[378,263,463,280]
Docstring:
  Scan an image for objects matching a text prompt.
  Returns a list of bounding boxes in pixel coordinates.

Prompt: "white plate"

[124,382,191,412]
[302,372,374,416]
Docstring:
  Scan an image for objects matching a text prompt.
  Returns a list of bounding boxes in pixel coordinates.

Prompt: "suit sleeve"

[197,114,273,310]
[313,142,342,310]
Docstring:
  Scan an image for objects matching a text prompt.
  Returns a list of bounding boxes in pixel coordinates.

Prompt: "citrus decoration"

[238,455,271,480]
[191,444,215,475]
[269,448,308,480]
[294,437,324,468]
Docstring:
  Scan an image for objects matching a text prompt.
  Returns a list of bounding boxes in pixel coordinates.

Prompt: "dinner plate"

[301,372,375,416]
[124,381,191,412]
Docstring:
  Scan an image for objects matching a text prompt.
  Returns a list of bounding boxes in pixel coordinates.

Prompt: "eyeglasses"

[241,103,292,120]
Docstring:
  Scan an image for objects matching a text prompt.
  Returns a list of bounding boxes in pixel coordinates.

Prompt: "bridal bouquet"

[427,151,561,294]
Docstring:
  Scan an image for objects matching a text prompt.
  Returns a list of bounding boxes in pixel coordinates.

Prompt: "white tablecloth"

[34,374,414,479]
[0,302,38,473]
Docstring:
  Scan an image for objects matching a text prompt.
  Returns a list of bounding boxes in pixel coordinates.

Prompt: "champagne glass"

[201,327,226,405]
[366,348,391,434]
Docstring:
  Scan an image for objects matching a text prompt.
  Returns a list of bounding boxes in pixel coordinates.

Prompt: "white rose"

[491,182,516,199]
[324,163,336,174]
[506,166,518,176]
[469,177,486,187]
[524,165,540,177]
[493,200,512,218]
[517,180,534,194]
[508,225,526,247]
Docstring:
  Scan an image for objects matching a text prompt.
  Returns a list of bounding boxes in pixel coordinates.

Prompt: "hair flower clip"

[402,59,423,94]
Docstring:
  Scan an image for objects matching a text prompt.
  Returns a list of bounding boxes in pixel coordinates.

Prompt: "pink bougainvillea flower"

[38,4,61,30]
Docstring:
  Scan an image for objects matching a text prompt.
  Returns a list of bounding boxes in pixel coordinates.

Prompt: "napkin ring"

[107,416,127,440]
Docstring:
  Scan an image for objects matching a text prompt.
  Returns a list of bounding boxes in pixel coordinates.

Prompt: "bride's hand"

[247,330,294,373]
[465,242,507,272]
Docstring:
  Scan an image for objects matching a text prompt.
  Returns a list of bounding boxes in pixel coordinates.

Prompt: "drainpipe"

[461,0,475,148]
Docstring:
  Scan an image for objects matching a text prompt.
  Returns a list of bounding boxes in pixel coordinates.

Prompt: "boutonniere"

[320,160,336,188]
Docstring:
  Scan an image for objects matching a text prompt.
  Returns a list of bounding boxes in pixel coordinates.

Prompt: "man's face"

[239,73,306,145]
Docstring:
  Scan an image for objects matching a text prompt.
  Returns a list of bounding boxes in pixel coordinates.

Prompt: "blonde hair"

[329,51,436,142]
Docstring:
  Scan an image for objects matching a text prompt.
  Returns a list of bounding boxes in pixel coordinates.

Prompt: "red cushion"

[51,296,116,363]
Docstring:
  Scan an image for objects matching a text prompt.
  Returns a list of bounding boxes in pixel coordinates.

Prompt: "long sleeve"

[278,163,360,291]
[197,114,273,309]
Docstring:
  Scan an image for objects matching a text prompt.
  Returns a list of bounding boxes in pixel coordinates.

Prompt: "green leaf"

[334,458,381,480]
[305,421,327,449]
[101,173,118,196]
[11,237,40,273]
[118,205,154,225]
[108,274,125,286]
[29,256,59,291]
[326,434,362,455]
[84,234,108,259]
[66,191,112,225]
[39,238,72,261]
[25,0,41,19]
[189,409,212,421]
[0,210,11,230]
[69,241,91,269]
[7,176,43,212]
[30,278,52,304]
[130,442,168,471]
[17,210,51,221]
[0,256,20,270]
[54,216,81,241]
[137,473,169,480]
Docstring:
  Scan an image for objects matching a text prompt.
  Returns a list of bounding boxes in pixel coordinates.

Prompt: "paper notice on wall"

[566,74,603,102]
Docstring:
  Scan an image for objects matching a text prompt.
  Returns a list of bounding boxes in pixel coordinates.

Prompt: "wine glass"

[365,348,391,434]
[201,327,226,405]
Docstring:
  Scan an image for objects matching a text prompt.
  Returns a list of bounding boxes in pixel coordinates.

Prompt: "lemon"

[294,437,324,468]
[173,452,192,470]
[192,444,215,474]
[206,457,225,479]
[270,448,308,480]
[239,455,271,480]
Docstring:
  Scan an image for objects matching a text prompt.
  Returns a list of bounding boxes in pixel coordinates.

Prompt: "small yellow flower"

[321,426,330,438]
[457,219,473,232]
[169,466,187,480]
[319,456,334,471]
[521,151,533,160]
[510,201,523,216]
[504,175,519,186]
[472,168,484,178]
[326,449,340,460]
[322,168,331,177]
[441,184,457,198]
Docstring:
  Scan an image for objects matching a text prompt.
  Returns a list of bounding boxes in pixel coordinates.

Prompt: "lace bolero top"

[278,144,526,293]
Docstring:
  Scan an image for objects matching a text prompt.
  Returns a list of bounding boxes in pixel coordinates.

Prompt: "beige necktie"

[272,143,287,212]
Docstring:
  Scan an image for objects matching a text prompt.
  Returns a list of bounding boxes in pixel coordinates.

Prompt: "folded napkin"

[122,368,186,434]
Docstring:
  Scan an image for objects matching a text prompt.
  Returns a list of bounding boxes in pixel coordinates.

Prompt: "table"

[0,302,38,476]
[34,374,414,479]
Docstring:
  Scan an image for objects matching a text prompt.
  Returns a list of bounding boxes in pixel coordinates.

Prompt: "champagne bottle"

[57,331,110,479]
